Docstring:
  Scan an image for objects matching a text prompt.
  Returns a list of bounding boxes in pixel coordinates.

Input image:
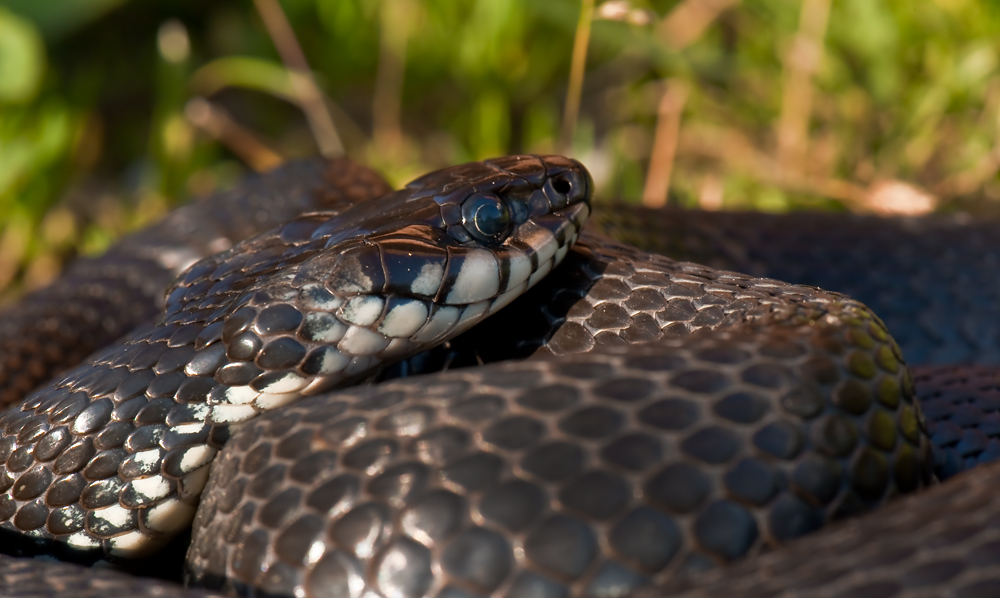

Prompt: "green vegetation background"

[0,0,998,297]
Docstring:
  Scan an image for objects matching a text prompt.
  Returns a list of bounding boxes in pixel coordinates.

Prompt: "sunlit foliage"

[0,0,998,296]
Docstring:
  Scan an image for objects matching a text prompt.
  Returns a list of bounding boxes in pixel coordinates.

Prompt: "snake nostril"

[553,177,572,196]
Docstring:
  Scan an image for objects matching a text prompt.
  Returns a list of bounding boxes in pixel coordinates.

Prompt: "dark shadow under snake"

[0,156,997,597]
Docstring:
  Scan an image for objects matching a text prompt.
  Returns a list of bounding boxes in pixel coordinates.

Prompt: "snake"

[0,155,996,598]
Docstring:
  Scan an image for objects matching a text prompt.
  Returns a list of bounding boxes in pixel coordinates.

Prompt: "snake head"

[157,156,591,422]
[312,155,590,308]
[277,155,592,391]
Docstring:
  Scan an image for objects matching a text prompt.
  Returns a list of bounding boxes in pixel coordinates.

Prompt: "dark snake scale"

[0,157,996,598]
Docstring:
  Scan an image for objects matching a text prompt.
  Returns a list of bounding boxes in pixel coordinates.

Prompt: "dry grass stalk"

[561,0,596,154]
[373,0,416,152]
[643,79,690,207]
[184,98,284,172]
[680,123,937,214]
[658,0,742,50]
[933,88,1000,197]
[776,0,830,176]
[253,0,344,157]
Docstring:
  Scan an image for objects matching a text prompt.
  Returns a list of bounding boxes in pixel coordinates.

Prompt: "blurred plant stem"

[253,0,343,158]
[373,0,415,155]
[639,0,738,207]
[643,79,689,207]
[184,98,283,172]
[658,0,742,50]
[188,56,370,156]
[933,82,1000,197]
[0,213,31,293]
[776,0,830,177]
[151,19,195,202]
[560,0,594,154]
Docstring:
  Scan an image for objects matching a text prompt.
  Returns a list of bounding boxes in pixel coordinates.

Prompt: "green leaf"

[0,6,45,103]
[190,56,296,102]
[1,0,128,40]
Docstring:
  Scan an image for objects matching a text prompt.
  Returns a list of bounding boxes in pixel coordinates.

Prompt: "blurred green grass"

[0,0,999,297]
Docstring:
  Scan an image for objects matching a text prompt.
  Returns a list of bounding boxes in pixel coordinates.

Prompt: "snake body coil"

[185,236,931,597]
[0,156,995,597]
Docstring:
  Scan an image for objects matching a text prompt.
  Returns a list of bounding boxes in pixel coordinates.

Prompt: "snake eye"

[461,193,513,245]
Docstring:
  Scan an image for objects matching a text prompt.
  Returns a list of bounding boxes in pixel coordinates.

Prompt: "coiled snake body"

[0,156,996,598]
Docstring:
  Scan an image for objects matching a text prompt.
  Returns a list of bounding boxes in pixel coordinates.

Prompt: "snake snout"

[539,155,592,210]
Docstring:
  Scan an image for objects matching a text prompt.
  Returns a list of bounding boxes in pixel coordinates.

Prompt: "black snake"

[0,156,996,598]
